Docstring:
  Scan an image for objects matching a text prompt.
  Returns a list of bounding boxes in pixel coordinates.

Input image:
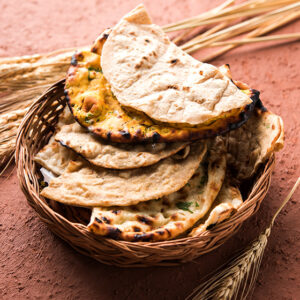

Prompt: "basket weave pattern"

[15,80,274,267]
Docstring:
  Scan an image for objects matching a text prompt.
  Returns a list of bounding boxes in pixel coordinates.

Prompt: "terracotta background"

[0,0,299,299]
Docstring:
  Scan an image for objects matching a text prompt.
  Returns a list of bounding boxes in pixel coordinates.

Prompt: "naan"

[66,51,258,143]
[189,181,243,236]
[88,138,226,241]
[55,122,188,169]
[34,108,75,175]
[226,107,284,180]
[34,137,75,176]
[40,142,207,207]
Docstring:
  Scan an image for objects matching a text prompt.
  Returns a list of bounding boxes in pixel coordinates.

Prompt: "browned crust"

[66,90,259,144]
[91,28,111,55]
[89,217,174,242]
[66,53,260,144]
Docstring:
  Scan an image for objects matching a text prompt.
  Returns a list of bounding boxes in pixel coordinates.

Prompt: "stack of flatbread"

[34,5,284,242]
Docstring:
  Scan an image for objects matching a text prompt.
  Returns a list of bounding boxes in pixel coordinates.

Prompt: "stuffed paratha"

[65,50,259,143]
[100,4,253,126]
[55,122,188,169]
[88,137,226,241]
[40,142,207,207]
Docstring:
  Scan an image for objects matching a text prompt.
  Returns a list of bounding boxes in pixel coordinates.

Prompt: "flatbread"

[66,51,258,143]
[40,142,207,207]
[189,181,243,236]
[101,4,252,126]
[55,122,188,169]
[34,107,75,175]
[37,106,188,171]
[34,137,75,176]
[226,107,284,180]
[88,137,226,241]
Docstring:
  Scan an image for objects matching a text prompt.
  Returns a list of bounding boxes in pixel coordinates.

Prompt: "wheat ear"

[186,177,300,300]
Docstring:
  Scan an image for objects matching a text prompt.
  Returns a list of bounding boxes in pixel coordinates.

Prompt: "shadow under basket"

[15,79,275,267]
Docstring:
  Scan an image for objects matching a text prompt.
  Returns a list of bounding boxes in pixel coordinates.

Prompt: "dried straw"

[186,178,300,300]
[201,9,300,62]
[208,33,300,47]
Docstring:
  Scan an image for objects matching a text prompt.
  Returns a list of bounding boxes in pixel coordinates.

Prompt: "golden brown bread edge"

[65,30,262,143]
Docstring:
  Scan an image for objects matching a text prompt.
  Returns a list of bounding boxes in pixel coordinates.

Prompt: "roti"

[100,4,252,126]
[34,108,76,175]
[88,137,226,241]
[189,180,243,236]
[66,51,258,143]
[34,137,75,176]
[226,106,284,180]
[55,122,188,169]
[40,142,207,207]
[38,106,189,170]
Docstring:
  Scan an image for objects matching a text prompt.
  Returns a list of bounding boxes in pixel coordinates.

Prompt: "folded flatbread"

[88,137,226,241]
[34,136,75,176]
[40,142,207,207]
[66,51,257,143]
[189,181,243,236]
[100,4,252,126]
[226,107,284,180]
[34,108,75,175]
[55,122,188,169]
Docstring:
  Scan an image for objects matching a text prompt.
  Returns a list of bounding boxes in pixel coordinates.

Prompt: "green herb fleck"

[199,174,208,186]
[88,66,102,72]
[265,123,270,128]
[85,114,94,124]
[88,71,93,81]
[40,181,48,188]
[176,202,193,213]
[195,201,199,207]
[88,67,102,80]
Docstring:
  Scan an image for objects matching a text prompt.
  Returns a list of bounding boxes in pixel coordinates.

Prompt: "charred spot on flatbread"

[40,142,207,207]
[87,138,226,241]
[65,50,260,143]
[100,4,253,126]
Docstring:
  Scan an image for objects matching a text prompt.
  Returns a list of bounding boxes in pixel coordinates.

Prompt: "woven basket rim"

[15,79,275,266]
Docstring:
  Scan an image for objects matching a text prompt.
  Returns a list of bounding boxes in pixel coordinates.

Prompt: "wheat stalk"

[206,33,300,47]
[163,0,298,32]
[201,9,300,62]
[186,178,300,300]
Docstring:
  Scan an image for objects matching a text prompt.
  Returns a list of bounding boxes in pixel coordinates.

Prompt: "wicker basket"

[15,79,274,267]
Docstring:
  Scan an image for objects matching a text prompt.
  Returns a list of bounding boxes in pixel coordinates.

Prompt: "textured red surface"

[0,0,299,299]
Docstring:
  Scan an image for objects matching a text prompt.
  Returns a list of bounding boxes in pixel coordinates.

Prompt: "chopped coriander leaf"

[199,174,208,186]
[88,66,102,72]
[195,201,199,207]
[40,181,48,187]
[85,116,94,124]
[176,201,193,213]
[88,71,93,81]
